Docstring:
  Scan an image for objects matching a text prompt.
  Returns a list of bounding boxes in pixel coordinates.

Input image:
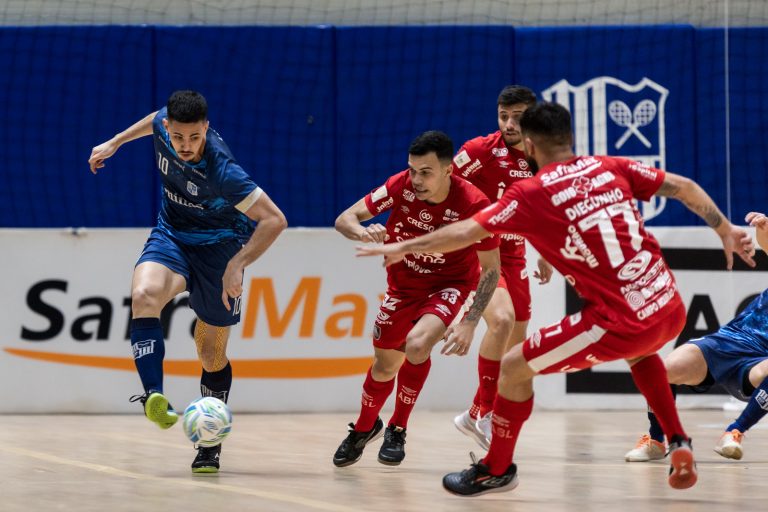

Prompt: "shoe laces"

[459,452,489,481]
[727,429,744,443]
[384,426,406,446]
[634,434,653,448]
[196,444,221,457]
[129,393,148,404]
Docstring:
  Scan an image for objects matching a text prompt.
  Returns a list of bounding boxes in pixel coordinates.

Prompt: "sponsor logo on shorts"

[435,304,452,317]
[373,324,382,340]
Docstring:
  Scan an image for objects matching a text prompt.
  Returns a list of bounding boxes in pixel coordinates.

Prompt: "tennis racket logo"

[608,100,657,149]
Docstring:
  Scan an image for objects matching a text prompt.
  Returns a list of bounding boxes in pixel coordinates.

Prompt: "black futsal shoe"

[333,417,385,467]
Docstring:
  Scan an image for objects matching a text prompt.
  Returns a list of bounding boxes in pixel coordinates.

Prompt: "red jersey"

[365,171,499,294]
[474,155,681,333]
[453,131,533,262]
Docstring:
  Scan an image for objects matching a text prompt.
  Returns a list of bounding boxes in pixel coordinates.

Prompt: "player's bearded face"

[498,104,526,148]
[166,119,208,162]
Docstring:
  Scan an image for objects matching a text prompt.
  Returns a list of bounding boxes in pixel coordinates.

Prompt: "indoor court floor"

[2,409,764,512]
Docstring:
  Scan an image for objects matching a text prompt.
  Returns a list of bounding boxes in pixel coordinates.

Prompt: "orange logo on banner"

[7,276,379,378]
[4,348,372,379]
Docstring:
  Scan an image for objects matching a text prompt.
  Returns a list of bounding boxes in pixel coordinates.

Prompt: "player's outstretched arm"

[88,111,157,174]
[656,172,755,269]
[221,191,287,309]
[746,211,768,253]
[335,198,387,243]
[356,217,491,263]
[442,248,500,356]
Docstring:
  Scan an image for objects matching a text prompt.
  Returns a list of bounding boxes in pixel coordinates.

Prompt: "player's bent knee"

[500,347,532,383]
[131,286,167,315]
[664,344,707,385]
[404,341,431,365]
[485,309,515,338]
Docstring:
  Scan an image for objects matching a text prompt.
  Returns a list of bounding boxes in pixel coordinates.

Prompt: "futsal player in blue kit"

[88,90,287,472]
[626,210,768,462]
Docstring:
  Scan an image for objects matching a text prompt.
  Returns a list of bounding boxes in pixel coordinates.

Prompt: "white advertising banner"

[0,227,763,412]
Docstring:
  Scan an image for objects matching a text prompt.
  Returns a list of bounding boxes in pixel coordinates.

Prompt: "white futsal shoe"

[714,429,744,460]
[454,410,490,450]
[625,434,666,462]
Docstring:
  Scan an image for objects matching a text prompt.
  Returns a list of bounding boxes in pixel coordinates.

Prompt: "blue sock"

[130,317,165,394]
[728,376,768,433]
[201,362,232,403]
[648,384,676,443]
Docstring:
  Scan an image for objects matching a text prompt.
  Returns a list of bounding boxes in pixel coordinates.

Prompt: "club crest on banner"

[542,77,669,221]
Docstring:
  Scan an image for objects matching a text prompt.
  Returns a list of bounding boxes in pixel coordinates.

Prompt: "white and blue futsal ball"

[183,396,232,447]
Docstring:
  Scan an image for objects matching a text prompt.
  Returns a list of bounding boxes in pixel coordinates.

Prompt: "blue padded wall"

[0,25,765,228]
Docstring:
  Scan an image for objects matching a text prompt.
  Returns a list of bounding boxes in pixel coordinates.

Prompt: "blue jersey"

[152,107,260,245]
[720,288,768,349]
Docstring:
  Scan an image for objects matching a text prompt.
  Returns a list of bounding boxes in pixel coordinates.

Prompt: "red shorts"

[498,258,531,322]
[372,286,471,350]
[522,301,686,374]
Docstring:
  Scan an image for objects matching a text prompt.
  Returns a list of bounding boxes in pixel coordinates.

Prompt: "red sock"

[482,395,533,475]
[355,367,395,432]
[630,354,686,440]
[388,358,432,429]
[473,355,501,417]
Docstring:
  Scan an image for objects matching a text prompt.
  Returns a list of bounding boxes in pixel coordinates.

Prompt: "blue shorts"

[689,331,768,401]
[136,228,243,327]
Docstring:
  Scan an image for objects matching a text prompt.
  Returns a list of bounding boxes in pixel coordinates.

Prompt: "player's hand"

[356,244,406,267]
[88,138,119,174]
[720,224,755,269]
[533,257,553,284]
[440,321,476,356]
[746,211,768,231]
[360,223,389,243]
[221,261,245,311]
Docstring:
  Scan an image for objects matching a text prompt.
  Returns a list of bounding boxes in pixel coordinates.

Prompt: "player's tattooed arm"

[655,172,724,229]
[441,248,500,356]
[657,172,755,269]
[465,264,500,322]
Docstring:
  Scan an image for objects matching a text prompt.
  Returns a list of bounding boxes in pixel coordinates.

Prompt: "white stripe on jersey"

[527,323,606,373]
[235,187,264,214]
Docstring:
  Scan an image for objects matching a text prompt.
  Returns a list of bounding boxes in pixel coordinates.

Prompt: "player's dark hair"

[497,85,537,107]
[167,90,208,123]
[519,102,573,148]
[408,131,454,164]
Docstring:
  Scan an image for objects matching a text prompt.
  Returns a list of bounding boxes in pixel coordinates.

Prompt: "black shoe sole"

[377,456,403,466]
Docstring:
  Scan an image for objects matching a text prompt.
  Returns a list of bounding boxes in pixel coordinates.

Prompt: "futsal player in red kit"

[358,103,756,495]
[453,85,553,448]
[332,131,501,467]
